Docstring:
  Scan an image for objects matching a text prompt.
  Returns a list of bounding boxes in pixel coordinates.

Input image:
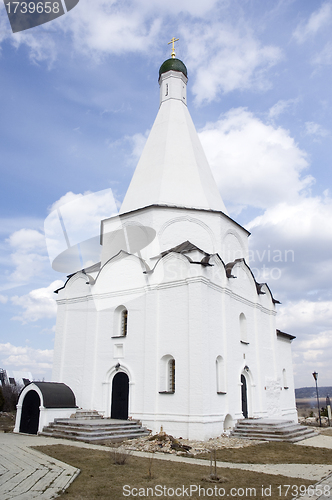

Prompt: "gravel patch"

[103,431,265,456]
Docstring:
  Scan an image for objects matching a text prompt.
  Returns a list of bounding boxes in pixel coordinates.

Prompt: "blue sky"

[0,0,332,388]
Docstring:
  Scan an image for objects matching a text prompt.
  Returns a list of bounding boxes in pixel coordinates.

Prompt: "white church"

[50,47,297,440]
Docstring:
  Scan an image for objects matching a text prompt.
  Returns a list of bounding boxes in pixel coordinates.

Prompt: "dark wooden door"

[19,390,40,434]
[111,372,129,420]
[241,374,248,418]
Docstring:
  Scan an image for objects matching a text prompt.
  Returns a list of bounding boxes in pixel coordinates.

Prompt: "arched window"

[159,355,175,393]
[239,313,248,344]
[216,356,226,394]
[282,369,288,389]
[113,306,128,338]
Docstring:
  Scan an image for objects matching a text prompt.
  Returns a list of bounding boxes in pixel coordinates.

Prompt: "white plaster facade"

[52,57,297,440]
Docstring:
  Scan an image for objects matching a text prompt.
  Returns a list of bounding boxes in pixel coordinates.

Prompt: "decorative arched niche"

[223,413,234,432]
[216,355,226,394]
[239,313,249,344]
[282,369,289,389]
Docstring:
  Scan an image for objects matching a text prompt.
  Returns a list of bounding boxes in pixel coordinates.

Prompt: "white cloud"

[11,31,57,66]
[197,106,332,387]
[312,41,332,66]
[246,194,332,297]
[135,0,219,17]
[0,294,8,304]
[305,121,329,138]
[199,108,312,212]
[108,130,150,166]
[268,98,300,119]
[182,23,282,104]
[276,301,332,386]
[293,1,332,44]
[58,0,162,60]
[6,229,48,284]
[1,0,161,63]
[0,7,10,48]
[277,300,332,334]
[8,228,45,252]
[11,280,64,323]
[129,130,150,160]
[0,343,53,379]
[45,190,118,270]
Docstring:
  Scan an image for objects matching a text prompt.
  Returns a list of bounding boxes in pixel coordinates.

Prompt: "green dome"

[159,58,188,79]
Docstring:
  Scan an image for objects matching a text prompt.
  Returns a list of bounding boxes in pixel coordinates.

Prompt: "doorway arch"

[241,374,248,418]
[111,372,129,420]
[19,390,41,434]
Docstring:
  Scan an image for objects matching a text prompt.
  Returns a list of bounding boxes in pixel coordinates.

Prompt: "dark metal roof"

[30,382,77,408]
[159,58,188,78]
[276,329,296,341]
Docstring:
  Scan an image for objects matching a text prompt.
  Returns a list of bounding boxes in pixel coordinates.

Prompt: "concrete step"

[39,429,150,443]
[69,410,103,420]
[41,428,149,438]
[39,416,150,443]
[231,419,317,443]
[233,424,314,435]
[49,422,143,432]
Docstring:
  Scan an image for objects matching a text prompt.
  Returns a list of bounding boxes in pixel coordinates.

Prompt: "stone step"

[39,415,150,443]
[50,421,143,432]
[233,424,314,435]
[42,424,149,437]
[39,429,150,443]
[235,419,295,428]
[231,431,316,443]
[69,410,103,420]
[231,419,317,443]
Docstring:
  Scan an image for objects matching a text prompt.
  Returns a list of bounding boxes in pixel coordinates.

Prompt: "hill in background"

[295,386,332,399]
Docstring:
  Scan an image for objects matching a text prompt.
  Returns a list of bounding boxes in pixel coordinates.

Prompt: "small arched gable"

[149,252,191,285]
[94,252,148,293]
[159,216,217,254]
[222,230,246,262]
[56,272,89,299]
[227,259,258,299]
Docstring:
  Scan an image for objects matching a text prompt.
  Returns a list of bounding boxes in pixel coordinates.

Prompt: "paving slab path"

[0,433,80,499]
[1,431,332,499]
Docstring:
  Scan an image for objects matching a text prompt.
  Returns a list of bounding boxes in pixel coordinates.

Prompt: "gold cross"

[168,37,179,58]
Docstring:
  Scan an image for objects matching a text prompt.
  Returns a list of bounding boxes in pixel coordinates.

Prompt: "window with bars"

[168,358,175,393]
[112,306,128,338]
[159,355,175,394]
[121,308,128,337]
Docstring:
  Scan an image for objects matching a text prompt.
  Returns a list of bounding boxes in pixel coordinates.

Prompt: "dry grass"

[35,444,315,500]
[199,441,332,464]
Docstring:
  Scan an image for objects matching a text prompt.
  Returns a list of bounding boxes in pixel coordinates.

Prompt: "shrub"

[1,384,22,412]
[0,386,4,411]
